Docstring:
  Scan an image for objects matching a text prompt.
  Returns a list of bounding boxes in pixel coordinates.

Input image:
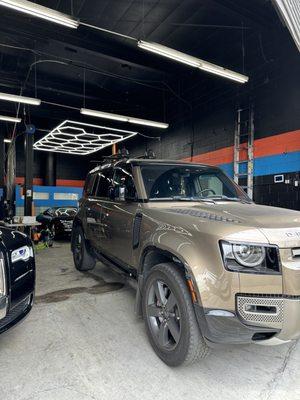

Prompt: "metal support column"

[45,152,56,186]
[24,130,34,216]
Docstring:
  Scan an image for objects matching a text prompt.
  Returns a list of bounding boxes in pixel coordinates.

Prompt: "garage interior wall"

[14,44,300,210]
[0,1,298,212]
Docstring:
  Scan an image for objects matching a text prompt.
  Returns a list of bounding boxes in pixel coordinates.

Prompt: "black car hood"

[0,226,30,250]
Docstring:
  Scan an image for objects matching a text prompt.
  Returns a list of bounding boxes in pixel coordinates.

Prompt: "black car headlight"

[220,241,281,274]
[11,246,33,263]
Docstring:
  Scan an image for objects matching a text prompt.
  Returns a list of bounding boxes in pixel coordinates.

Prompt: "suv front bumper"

[195,295,300,346]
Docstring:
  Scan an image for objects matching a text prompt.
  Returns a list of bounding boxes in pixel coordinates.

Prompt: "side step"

[95,250,138,291]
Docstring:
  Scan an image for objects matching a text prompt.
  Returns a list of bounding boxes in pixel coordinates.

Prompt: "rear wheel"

[72,226,96,271]
[143,263,210,366]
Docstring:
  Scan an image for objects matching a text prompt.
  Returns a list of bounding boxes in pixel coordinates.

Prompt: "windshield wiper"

[208,195,250,203]
[149,196,216,203]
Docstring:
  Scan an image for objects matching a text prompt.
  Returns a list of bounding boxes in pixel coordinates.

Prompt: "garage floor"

[0,242,299,400]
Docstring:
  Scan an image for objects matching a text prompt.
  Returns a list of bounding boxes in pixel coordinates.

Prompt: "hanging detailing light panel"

[33,120,138,155]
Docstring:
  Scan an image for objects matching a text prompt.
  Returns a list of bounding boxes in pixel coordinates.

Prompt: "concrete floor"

[0,242,299,400]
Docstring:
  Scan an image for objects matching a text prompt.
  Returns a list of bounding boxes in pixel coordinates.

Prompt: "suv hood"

[160,202,300,229]
[147,202,300,247]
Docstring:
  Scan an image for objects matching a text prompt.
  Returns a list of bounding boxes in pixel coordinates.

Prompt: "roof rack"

[89,148,156,171]
[89,148,130,168]
[137,149,156,159]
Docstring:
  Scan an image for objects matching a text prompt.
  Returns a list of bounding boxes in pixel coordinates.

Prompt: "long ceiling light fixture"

[0,115,21,123]
[34,120,138,155]
[0,92,41,105]
[80,108,169,129]
[137,40,249,83]
[273,0,300,52]
[0,0,79,28]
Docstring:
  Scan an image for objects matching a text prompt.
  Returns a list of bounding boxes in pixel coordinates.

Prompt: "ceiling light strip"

[0,0,79,28]
[80,108,169,129]
[0,115,21,123]
[0,92,41,105]
[138,40,249,83]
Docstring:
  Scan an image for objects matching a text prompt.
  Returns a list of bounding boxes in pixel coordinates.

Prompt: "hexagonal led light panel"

[34,120,138,155]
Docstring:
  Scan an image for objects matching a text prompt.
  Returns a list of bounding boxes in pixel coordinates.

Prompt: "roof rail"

[137,149,156,159]
[89,148,130,169]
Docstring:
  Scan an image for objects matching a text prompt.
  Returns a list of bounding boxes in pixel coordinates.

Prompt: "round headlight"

[232,244,266,267]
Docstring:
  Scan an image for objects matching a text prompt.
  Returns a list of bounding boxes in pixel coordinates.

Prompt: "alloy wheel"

[74,232,83,265]
[146,279,181,350]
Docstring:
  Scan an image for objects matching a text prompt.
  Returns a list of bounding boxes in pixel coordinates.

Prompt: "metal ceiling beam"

[0,15,169,76]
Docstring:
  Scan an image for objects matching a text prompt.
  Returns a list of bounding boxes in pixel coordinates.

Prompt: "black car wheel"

[72,226,96,271]
[50,224,56,239]
[143,263,209,366]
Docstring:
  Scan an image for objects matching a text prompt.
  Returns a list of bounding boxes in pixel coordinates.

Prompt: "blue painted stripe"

[16,185,83,207]
[218,151,300,177]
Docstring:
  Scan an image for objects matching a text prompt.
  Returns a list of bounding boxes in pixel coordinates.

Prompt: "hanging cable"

[80,22,137,41]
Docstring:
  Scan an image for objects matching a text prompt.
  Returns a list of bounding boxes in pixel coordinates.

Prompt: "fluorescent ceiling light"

[0,115,21,123]
[199,61,248,83]
[4,138,12,143]
[273,0,300,52]
[34,120,138,155]
[138,40,201,67]
[138,40,249,83]
[81,108,169,129]
[81,109,128,122]
[0,92,41,105]
[0,0,79,28]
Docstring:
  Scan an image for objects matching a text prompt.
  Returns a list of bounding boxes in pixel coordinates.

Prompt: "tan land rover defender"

[71,157,300,366]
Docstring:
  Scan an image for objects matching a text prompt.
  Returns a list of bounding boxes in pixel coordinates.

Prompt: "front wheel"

[72,226,96,271]
[143,263,210,366]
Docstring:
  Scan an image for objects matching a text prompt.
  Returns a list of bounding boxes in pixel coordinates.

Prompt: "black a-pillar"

[24,129,34,216]
[0,130,4,189]
[0,131,5,220]
[44,152,56,186]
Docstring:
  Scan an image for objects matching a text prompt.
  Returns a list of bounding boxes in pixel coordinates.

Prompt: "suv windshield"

[141,164,250,202]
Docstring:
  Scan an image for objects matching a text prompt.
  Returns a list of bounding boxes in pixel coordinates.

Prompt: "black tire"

[143,263,210,366]
[50,224,57,240]
[72,226,96,271]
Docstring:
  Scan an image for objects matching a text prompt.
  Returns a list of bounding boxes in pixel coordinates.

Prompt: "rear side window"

[95,168,114,199]
[84,173,95,196]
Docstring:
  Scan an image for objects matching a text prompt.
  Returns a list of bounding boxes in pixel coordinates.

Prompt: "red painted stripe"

[184,129,300,165]
[15,177,44,185]
[56,179,85,187]
[15,177,84,187]
[254,130,300,157]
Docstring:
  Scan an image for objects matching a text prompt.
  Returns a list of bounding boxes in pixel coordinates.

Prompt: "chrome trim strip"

[14,269,33,282]
[0,295,8,320]
[0,256,6,296]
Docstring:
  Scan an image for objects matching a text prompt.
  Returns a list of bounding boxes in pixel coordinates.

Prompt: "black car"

[0,226,35,334]
[36,206,77,238]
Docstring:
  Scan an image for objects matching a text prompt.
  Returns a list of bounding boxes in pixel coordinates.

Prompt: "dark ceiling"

[0,0,297,140]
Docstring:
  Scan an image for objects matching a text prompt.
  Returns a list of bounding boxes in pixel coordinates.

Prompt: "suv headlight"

[220,241,280,274]
[11,246,33,263]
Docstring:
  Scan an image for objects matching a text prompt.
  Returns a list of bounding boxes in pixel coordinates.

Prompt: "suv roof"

[89,158,220,174]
